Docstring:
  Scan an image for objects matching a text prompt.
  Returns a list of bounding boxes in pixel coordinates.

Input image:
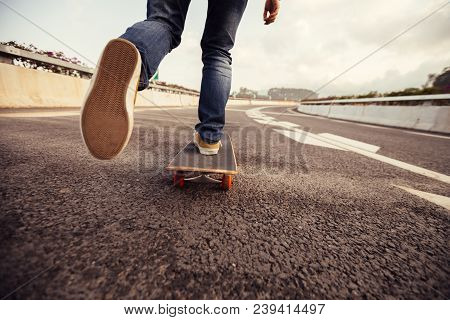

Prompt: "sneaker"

[81,38,141,160]
[193,132,221,155]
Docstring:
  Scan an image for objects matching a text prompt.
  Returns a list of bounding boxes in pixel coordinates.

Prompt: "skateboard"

[166,134,237,190]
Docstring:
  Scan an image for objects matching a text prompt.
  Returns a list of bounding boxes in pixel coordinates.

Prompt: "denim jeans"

[120,0,248,143]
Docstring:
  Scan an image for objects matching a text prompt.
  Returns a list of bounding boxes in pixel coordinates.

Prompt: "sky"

[0,0,449,97]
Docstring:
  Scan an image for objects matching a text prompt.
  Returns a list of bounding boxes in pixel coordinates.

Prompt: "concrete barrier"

[297,104,450,134]
[0,64,297,108]
[0,63,90,108]
[135,90,197,107]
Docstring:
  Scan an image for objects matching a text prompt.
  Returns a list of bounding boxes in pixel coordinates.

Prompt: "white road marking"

[276,121,300,129]
[254,119,276,125]
[263,111,315,118]
[253,118,299,129]
[310,132,450,183]
[394,185,450,212]
[247,106,450,184]
[295,110,395,130]
[274,129,345,150]
[318,133,380,153]
[258,116,276,121]
[305,130,450,184]
[246,111,262,118]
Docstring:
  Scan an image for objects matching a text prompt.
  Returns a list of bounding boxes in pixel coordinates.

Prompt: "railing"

[147,83,199,96]
[0,44,200,96]
[0,44,94,78]
[0,44,305,101]
[301,94,450,106]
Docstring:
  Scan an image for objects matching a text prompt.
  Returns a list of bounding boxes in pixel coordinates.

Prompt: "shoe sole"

[81,39,140,160]
[195,145,219,156]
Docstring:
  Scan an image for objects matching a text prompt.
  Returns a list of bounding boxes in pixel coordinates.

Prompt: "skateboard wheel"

[221,175,232,190]
[173,173,185,188]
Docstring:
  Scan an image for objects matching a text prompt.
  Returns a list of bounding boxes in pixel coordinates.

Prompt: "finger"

[271,2,280,17]
[266,14,277,23]
[270,6,280,17]
[263,1,271,20]
[266,13,277,23]
[265,17,275,25]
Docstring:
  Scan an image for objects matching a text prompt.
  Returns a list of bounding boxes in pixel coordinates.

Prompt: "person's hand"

[263,0,280,25]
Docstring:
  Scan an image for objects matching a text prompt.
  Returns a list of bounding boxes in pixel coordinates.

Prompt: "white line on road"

[276,121,300,129]
[247,106,450,184]
[299,128,450,184]
[274,129,344,150]
[394,185,450,212]
[262,111,315,118]
[254,119,275,125]
[318,133,380,153]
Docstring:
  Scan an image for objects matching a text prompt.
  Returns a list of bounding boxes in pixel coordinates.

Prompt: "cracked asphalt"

[0,105,449,299]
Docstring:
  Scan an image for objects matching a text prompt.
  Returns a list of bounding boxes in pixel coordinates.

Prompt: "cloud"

[1,0,448,97]
[227,0,450,96]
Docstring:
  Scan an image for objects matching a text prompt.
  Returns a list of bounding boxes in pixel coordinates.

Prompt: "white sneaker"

[81,38,141,160]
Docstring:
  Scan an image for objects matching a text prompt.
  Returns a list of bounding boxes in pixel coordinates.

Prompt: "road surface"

[1,104,449,299]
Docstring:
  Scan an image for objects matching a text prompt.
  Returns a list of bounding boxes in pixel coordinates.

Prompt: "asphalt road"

[1,104,449,299]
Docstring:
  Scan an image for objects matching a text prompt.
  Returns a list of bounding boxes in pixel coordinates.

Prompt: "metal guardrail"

[147,83,199,96]
[0,44,94,76]
[9,44,442,104]
[0,44,301,101]
[0,44,201,96]
[302,94,450,105]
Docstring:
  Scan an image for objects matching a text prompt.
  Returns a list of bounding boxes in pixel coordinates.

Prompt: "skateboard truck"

[172,172,233,190]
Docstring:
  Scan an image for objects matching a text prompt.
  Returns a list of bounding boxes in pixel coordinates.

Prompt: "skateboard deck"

[166,134,237,190]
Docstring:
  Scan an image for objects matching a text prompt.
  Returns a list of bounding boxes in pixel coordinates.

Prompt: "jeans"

[120,0,248,143]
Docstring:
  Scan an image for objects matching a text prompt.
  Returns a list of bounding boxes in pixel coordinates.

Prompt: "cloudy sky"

[1,0,449,97]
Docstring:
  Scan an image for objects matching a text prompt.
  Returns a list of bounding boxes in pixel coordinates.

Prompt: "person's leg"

[121,0,191,90]
[195,0,248,144]
[81,0,191,160]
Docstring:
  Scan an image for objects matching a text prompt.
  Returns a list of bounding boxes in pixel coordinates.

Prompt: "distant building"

[268,88,318,101]
[256,89,270,99]
[234,87,317,101]
[235,87,257,99]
